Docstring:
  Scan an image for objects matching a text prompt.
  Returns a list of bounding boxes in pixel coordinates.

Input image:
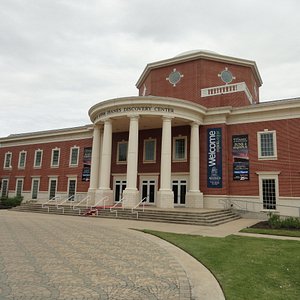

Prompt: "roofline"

[136,50,263,88]
[0,124,93,143]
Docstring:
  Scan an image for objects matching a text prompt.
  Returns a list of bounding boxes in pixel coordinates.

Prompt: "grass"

[240,227,300,238]
[144,230,300,300]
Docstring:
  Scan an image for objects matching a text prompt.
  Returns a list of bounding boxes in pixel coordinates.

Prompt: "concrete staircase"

[11,202,240,226]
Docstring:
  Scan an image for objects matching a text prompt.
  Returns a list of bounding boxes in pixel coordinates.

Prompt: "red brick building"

[1,50,299,216]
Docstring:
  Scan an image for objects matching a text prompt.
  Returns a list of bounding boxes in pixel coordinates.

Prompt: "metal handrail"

[219,198,300,216]
[42,196,60,213]
[131,196,148,219]
[110,197,124,217]
[72,196,91,215]
[56,195,76,214]
[88,196,109,216]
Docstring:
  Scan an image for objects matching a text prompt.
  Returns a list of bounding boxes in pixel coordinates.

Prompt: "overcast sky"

[1,0,300,137]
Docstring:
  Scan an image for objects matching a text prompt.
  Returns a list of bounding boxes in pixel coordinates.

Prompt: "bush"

[0,196,23,208]
[268,213,281,229]
[268,212,300,230]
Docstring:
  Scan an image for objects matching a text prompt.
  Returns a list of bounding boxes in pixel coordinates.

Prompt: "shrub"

[0,196,23,208]
[268,212,281,229]
[268,212,300,230]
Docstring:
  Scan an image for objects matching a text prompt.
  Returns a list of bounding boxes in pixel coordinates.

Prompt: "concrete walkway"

[0,211,299,299]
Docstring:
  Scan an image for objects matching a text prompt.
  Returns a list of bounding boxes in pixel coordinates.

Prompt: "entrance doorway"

[114,179,126,202]
[172,179,187,205]
[141,179,156,204]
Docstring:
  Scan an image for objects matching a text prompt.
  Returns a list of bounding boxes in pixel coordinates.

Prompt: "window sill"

[116,161,127,165]
[258,156,277,161]
[172,159,187,163]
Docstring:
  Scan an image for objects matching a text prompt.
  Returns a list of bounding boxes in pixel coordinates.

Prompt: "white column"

[88,125,101,201]
[186,122,203,208]
[123,115,140,208]
[157,116,174,208]
[96,118,114,205]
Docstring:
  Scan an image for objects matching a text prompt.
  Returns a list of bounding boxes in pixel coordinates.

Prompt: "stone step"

[11,203,240,226]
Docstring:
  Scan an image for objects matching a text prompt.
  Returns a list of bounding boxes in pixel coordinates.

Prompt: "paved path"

[0,211,224,300]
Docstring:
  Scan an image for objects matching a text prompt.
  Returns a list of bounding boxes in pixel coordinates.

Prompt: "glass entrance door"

[114,179,126,202]
[172,179,187,205]
[141,179,156,204]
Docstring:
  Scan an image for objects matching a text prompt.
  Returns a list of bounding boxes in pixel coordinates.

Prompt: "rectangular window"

[117,141,128,163]
[51,148,60,167]
[18,151,27,169]
[69,147,79,166]
[258,130,277,159]
[173,136,187,161]
[68,179,77,200]
[4,152,12,169]
[262,179,276,210]
[1,179,9,198]
[31,179,40,199]
[15,179,23,197]
[34,150,43,168]
[49,178,57,200]
[144,139,156,162]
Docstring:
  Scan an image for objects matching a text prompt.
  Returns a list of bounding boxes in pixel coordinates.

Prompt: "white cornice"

[136,50,263,88]
[0,124,93,147]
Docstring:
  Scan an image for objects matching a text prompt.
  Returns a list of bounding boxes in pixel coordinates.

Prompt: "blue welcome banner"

[207,128,222,188]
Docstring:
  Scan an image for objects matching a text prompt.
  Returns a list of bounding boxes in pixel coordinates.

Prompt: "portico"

[88,96,204,209]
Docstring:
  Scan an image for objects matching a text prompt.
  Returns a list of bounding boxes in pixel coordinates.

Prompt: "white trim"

[69,146,80,167]
[51,148,60,168]
[139,175,158,204]
[116,141,128,164]
[143,138,156,163]
[201,82,253,104]
[18,150,27,169]
[15,178,24,197]
[257,130,277,160]
[48,177,58,199]
[34,149,43,168]
[31,178,40,200]
[67,177,77,199]
[3,152,12,169]
[1,178,9,198]
[257,172,279,211]
[172,136,187,162]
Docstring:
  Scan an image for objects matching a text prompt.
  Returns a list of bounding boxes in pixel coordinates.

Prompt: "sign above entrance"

[95,105,175,121]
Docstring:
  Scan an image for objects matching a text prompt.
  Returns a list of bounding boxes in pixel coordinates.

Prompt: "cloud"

[0,0,300,136]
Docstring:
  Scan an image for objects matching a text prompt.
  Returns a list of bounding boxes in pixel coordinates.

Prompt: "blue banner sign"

[207,128,222,188]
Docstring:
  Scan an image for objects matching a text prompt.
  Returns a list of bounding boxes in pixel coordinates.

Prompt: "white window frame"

[67,177,77,200]
[51,148,60,167]
[15,178,24,197]
[257,130,277,160]
[18,151,27,169]
[172,136,187,162]
[143,138,156,163]
[1,178,9,198]
[34,149,43,168]
[69,146,80,167]
[4,152,12,169]
[31,178,40,200]
[117,141,128,164]
[257,172,280,211]
[48,177,58,200]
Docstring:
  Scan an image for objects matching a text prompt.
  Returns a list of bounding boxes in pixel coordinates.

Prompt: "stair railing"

[42,196,60,213]
[131,197,148,219]
[110,197,124,217]
[56,195,77,214]
[72,196,91,215]
[219,198,300,217]
[88,196,109,216]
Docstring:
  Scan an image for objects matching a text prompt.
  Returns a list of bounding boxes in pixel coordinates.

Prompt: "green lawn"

[144,230,300,300]
[241,227,300,238]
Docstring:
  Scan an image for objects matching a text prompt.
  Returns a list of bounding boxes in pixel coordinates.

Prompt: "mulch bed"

[250,221,300,231]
